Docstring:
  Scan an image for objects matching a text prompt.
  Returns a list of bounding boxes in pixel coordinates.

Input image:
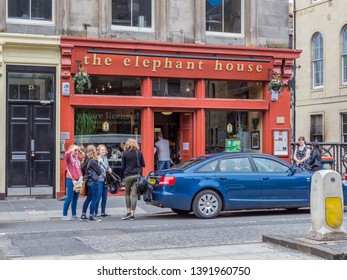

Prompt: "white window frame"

[111,0,154,33]
[206,0,244,38]
[342,26,347,85]
[312,33,324,89]
[6,0,55,26]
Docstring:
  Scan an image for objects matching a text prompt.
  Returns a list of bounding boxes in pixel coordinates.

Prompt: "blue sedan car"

[148,152,347,218]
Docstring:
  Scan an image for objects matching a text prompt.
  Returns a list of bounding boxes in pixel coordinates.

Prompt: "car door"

[214,155,262,210]
[251,156,311,208]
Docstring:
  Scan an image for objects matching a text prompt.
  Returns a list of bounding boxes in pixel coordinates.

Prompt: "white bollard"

[309,170,347,240]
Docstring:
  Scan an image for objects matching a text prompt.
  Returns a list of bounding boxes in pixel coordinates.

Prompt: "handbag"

[136,150,148,195]
[66,165,85,193]
[107,171,122,194]
[79,180,88,196]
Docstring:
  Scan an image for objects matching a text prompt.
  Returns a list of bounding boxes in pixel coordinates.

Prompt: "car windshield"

[170,156,210,170]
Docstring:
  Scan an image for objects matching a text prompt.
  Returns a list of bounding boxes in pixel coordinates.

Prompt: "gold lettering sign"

[82,54,266,75]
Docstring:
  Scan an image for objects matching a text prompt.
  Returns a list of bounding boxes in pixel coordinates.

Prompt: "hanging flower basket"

[73,67,92,94]
[268,74,284,93]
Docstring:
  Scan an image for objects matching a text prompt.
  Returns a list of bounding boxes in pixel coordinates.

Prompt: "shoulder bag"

[136,150,148,195]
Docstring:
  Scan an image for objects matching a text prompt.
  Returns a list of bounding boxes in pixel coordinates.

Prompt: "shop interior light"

[161,112,172,116]
[102,121,110,132]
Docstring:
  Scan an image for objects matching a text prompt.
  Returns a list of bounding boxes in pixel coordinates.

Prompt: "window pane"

[224,0,241,33]
[75,76,141,96]
[343,55,347,84]
[31,0,52,21]
[8,72,54,101]
[112,0,152,27]
[206,0,242,33]
[310,115,323,142]
[152,79,195,98]
[8,0,52,21]
[112,0,131,26]
[132,0,151,28]
[8,0,30,19]
[206,80,262,99]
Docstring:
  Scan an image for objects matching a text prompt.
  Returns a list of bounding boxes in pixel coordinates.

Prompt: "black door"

[6,66,55,196]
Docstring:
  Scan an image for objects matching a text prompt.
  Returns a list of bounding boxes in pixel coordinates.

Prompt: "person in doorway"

[121,138,146,221]
[95,144,113,217]
[62,145,84,221]
[293,136,311,171]
[80,145,102,222]
[308,141,322,172]
[154,132,171,171]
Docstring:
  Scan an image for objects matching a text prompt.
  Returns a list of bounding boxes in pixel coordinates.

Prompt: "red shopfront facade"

[58,36,300,198]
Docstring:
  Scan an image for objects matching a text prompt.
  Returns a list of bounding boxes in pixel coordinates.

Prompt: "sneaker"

[101,213,110,217]
[71,215,80,220]
[80,214,87,220]
[128,215,135,221]
[89,216,101,222]
[121,213,131,220]
[95,214,101,217]
[61,216,72,221]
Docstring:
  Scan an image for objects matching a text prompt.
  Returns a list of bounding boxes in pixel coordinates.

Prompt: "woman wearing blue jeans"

[80,145,102,222]
[95,144,113,217]
[62,145,84,221]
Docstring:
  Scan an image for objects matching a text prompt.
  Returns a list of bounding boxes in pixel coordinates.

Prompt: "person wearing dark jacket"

[121,138,145,221]
[308,141,322,172]
[81,145,102,222]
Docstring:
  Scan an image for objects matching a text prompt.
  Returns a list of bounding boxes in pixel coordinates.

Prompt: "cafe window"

[206,0,243,34]
[76,76,141,96]
[7,0,53,22]
[112,0,152,29]
[8,72,55,101]
[206,80,262,99]
[152,78,195,98]
[206,110,261,153]
[74,108,141,176]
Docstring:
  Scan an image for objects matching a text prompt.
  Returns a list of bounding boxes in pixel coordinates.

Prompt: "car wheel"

[171,208,191,215]
[192,190,222,219]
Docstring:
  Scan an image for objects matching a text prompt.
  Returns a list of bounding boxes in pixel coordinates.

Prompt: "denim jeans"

[95,180,108,215]
[157,160,171,171]
[82,179,99,216]
[63,178,80,216]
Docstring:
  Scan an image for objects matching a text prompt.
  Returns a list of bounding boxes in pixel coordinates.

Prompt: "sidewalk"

[1,197,347,259]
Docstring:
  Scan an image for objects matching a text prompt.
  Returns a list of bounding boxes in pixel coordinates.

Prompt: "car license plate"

[149,178,156,185]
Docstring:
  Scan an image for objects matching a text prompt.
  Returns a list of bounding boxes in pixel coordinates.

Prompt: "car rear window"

[170,156,209,170]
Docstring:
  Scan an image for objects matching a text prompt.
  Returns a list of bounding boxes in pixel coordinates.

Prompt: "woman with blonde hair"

[121,138,146,220]
[81,145,102,222]
[95,144,112,217]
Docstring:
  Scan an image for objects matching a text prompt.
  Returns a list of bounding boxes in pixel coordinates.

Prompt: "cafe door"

[179,113,193,162]
[6,66,55,196]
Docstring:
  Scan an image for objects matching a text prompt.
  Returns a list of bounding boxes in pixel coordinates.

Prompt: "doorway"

[6,66,55,197]
[154,112,193,168]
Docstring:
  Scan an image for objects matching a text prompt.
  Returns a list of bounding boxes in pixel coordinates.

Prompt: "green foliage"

[268,74,284,92]
[75,109,96,135]
[73,67,92,94]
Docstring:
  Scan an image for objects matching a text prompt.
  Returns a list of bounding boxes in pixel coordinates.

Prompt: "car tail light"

[158,176,176,186]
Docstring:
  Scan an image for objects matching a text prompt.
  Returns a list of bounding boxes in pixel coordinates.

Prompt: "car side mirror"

[291,165,297,175]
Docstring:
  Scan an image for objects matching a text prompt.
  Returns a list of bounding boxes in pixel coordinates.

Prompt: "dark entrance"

[6,66,55,197]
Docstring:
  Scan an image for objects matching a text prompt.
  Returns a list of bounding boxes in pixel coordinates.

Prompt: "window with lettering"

[7,0,53,22]
[112,0,152,28]
[206,0,243,34]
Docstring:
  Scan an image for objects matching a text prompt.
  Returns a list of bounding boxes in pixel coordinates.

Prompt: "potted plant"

[73,66,92,94]
[268,74,284,93]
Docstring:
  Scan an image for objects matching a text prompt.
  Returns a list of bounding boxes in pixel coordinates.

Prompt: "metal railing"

[290,142,347,176]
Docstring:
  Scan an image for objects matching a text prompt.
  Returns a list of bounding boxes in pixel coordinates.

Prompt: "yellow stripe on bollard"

[325,197,343,229]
